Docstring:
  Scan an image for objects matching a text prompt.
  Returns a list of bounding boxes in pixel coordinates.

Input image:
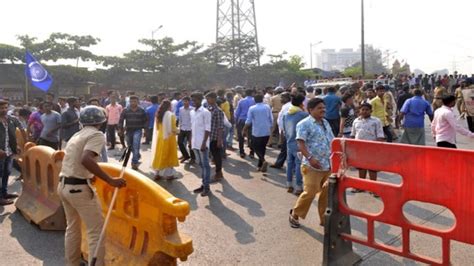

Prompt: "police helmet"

[274,86,284,94]
[80,106,106,126]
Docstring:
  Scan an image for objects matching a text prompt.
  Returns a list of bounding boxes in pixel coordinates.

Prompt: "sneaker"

[3,193,19,199]
[0,198,13,206]
[193,186,204,194]
[289,209,300,228]
[180,157,190,163]
[260,162,268,173]
[200,189,210,197]
[270,164,283,169]
[213,172,224,180]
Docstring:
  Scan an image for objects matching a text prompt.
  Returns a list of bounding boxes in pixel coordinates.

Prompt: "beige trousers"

[293,165,330,225]
[58,181,105,266]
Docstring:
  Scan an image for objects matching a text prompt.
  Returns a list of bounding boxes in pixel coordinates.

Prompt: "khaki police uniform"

[269,94,282,145]
[57,126,107,266]
[461,85,474,132]
[432,86,447,112]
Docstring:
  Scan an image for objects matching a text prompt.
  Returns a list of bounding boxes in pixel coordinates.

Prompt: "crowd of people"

[0,73,473,264]
[1,75,473,225]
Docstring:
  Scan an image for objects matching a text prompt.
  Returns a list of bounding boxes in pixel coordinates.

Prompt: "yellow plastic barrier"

[81,163,193,265]
[15,143,66,230]
[15,128,27,156]
[14,128,27,177]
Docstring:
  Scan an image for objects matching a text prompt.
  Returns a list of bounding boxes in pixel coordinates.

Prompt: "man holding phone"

[190,92,212,197]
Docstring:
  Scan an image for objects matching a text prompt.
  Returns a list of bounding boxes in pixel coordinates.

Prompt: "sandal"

[289,209,300,228]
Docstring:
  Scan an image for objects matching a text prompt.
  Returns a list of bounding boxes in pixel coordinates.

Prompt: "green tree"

[209,37,264,69]
[343,66,362,78]
[0,44,23,64]
[17,33,100,62]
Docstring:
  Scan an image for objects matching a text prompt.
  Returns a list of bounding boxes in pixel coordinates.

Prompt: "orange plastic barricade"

[81,163,193,265]
[323,139,474,266]
[15,143,66,230]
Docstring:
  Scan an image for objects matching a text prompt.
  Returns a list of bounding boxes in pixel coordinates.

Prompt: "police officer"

[58,106,126,266]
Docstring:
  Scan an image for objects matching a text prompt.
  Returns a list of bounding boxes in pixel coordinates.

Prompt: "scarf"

[162,111,173,140]
[288,105,303,115]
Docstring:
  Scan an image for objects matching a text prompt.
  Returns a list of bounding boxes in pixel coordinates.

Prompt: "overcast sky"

[1,0,473,73]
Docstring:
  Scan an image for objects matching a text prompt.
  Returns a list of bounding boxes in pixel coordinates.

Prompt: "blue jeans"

[100,145,108,163]
[193,148,211,190]
[126,129,142,164]
[286,146,302,188]
[0,156,13,196]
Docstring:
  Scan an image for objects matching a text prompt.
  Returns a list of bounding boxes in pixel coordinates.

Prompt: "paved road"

[1,117,473,265]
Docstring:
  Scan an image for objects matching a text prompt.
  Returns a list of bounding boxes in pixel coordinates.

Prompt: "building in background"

[316,48,361,71]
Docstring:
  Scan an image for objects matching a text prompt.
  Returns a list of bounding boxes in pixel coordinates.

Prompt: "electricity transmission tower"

[216,0,260,67]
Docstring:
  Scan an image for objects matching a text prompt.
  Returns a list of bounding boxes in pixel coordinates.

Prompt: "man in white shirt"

[270,92,291,169]
[190,92,212,197]
[431,95,474,149]
[58,97,69,114]
[171,92,181,113]
[178,96,195,164]
[263,87,273,105]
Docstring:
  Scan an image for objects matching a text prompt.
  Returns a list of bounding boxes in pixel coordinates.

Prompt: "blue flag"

[25,51,53,92]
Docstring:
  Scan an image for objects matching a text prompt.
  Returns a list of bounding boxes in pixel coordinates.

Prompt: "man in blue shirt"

[243,94,272,172]
[282,94,308,195]
[144,95,159,145]
[234,89,255,158]
[323,86,341,136]
[399,89,433,145]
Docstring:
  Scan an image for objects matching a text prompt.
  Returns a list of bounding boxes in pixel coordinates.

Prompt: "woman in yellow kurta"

[151,100,179,180]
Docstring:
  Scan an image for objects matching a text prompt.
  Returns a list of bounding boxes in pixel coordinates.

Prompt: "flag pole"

[25,75,29,105]
[25,49,29,105]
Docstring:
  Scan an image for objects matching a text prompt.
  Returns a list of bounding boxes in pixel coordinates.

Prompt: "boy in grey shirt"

[39,102,61,150]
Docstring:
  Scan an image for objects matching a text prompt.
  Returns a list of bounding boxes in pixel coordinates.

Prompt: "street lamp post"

[310,41,323,69]
[152,25,163,40]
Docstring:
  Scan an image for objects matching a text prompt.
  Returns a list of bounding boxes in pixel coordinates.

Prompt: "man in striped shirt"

[119,96,147,170]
